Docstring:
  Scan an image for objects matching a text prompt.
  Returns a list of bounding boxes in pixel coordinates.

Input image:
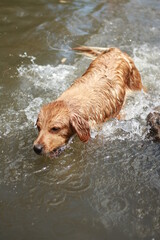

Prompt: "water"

[0,0,160,239]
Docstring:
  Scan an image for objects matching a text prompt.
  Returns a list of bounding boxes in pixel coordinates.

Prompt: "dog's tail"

[72,45,109,59]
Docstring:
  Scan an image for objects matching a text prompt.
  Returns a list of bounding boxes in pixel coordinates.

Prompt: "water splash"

[24,97,43,124]
[17,61,76,94]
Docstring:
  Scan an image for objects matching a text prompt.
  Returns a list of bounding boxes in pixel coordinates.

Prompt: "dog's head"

[33,100,90,157]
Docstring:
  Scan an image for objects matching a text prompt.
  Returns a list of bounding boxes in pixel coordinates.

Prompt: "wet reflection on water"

[0,0,160,239]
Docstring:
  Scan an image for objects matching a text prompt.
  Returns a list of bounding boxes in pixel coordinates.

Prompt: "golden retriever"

[33,46,145,157]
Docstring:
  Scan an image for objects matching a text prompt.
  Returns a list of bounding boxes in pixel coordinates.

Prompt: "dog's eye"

[51,127,60,133]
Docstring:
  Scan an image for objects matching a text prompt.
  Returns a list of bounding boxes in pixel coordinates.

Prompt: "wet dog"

[33,46,145,157]
[147,106,160,141]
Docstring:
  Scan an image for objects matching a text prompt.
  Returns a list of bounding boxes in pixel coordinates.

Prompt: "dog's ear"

[70,113,90,142]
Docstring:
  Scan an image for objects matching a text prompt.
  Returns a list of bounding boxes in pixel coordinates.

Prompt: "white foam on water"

[23,97,43,124]
[17,60,76,95]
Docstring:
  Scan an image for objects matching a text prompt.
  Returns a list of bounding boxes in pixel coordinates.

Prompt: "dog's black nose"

[33,144,43,155]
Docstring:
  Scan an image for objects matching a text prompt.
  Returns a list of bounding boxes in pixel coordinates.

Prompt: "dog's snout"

[33,144,43,155]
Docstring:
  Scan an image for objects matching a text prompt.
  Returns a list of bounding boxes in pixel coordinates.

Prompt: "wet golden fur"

[34,47,145,156]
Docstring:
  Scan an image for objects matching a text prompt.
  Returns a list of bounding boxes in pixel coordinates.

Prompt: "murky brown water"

[0,0,160,239]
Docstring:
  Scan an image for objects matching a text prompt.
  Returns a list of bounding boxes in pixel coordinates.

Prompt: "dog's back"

[58,47,145,123]
[72,47,144,90]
